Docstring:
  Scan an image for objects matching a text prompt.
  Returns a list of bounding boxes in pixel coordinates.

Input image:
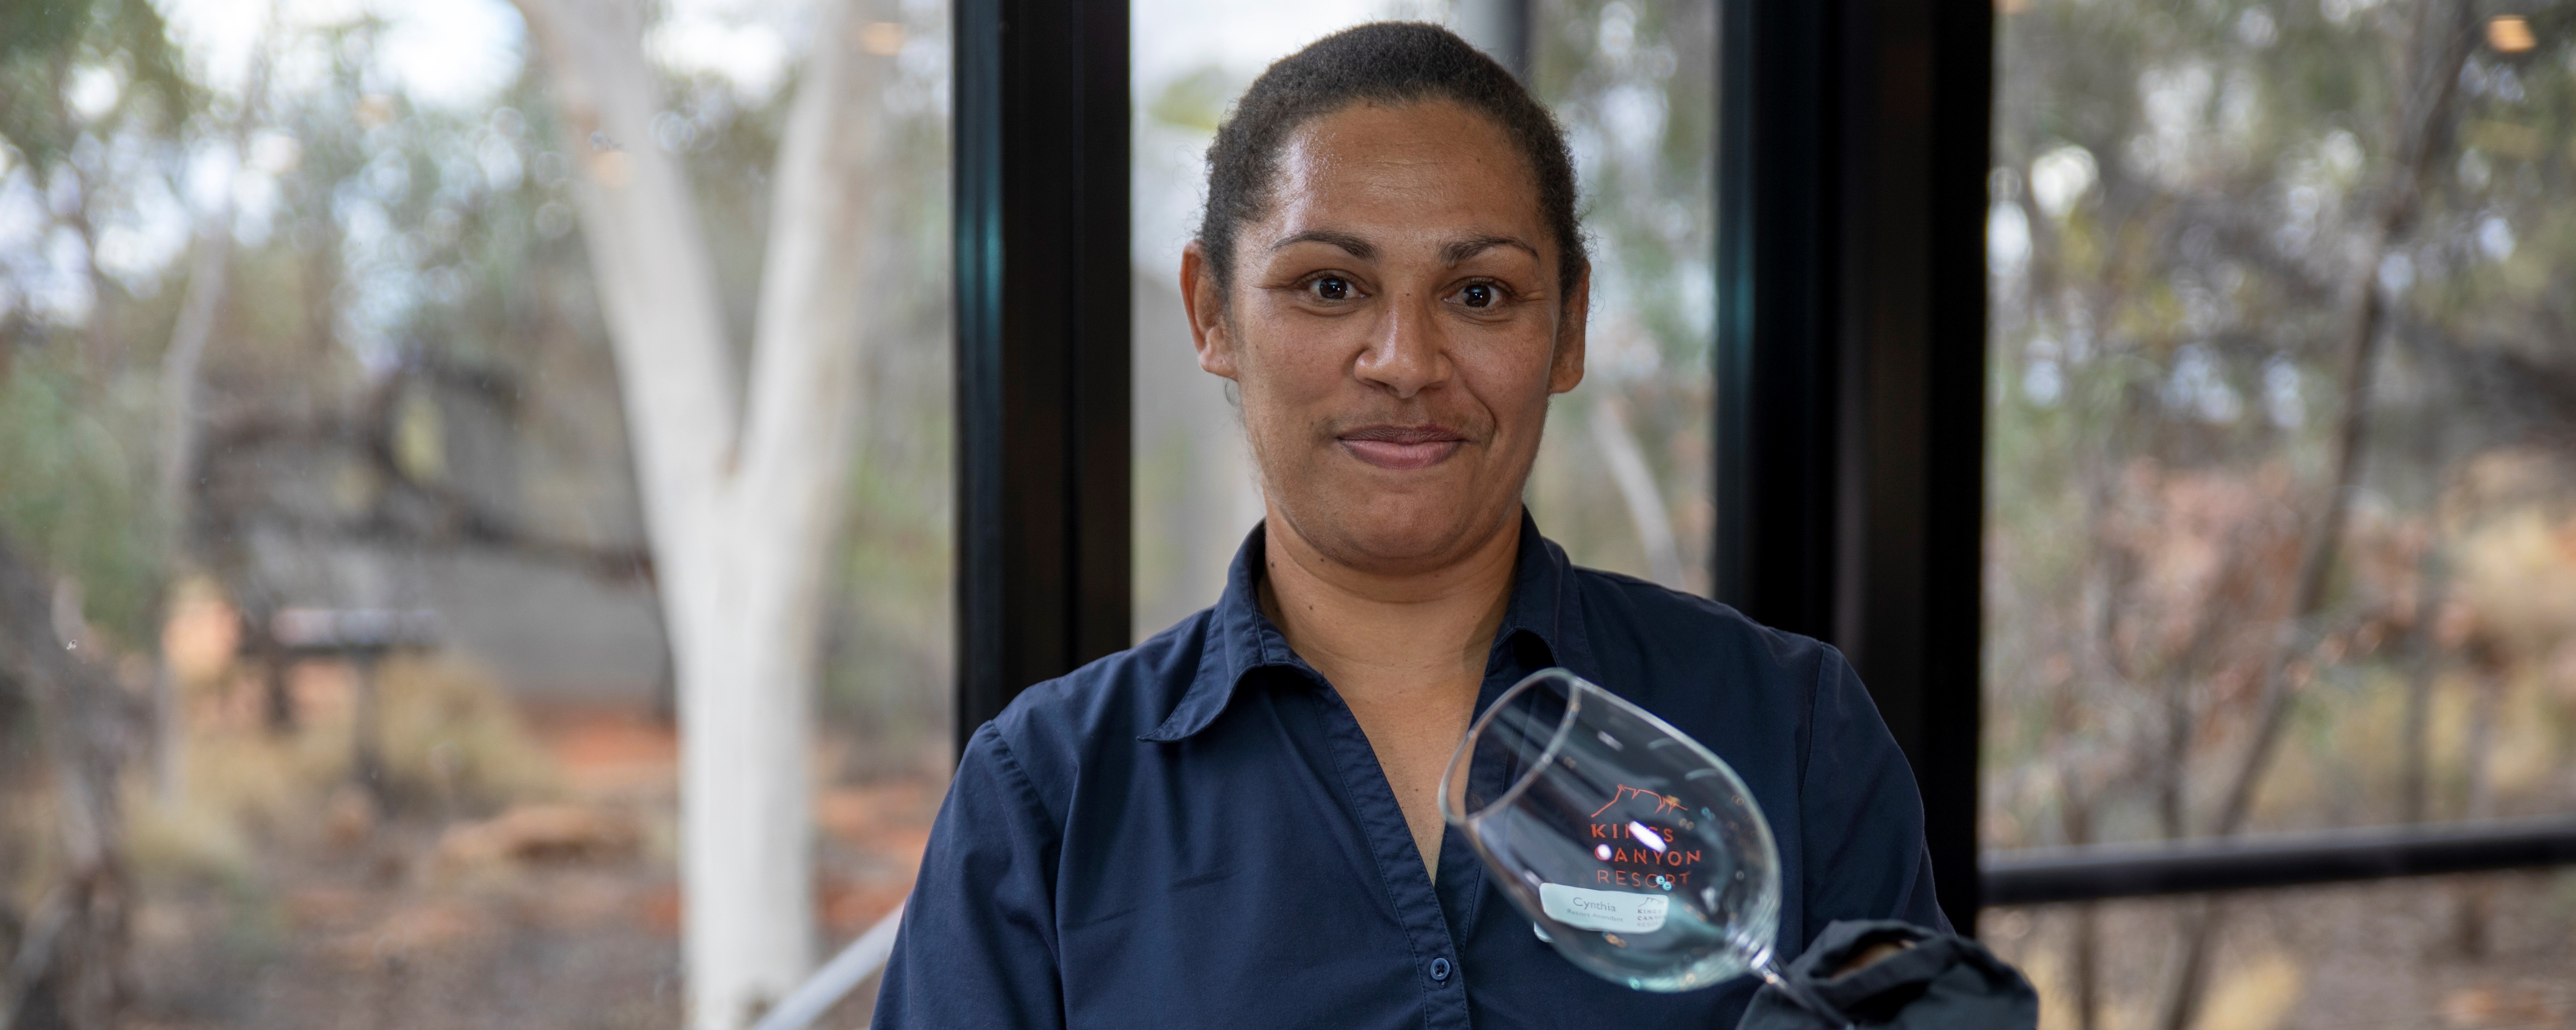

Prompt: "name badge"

[1538,883,1669,934]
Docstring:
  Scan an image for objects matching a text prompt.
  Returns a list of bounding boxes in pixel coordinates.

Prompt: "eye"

[1460,283,1496,309]
[1309,275,1353,301]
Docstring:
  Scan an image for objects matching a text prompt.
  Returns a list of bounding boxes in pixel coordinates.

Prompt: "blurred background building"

[0,0,2573,1028]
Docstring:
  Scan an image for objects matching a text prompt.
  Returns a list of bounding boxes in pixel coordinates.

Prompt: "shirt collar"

[1140,509,1595,743]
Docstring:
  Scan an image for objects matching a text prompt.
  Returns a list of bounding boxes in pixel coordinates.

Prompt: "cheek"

[1229,351,1328,461]
[1455,337,1561,427]
[1234,309,1360,402]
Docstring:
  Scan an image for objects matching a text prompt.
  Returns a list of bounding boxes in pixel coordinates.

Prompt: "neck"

[1258,507,1522,703]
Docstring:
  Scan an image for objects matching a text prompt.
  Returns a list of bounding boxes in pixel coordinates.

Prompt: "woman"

[875,23,1945,1028]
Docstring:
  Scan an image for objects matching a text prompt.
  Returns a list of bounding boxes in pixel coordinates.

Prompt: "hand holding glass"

[1438,668,1851,1024]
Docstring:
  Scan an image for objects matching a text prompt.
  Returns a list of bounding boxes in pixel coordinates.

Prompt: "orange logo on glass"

[1584,784,1702,891]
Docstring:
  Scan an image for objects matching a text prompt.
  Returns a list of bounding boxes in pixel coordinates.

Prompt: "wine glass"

[1438,668,1850,1025]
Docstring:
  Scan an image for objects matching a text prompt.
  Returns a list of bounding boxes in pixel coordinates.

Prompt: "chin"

[1299,490,1505,570]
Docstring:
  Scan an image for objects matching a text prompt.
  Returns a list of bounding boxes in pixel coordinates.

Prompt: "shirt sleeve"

[871,720,1065,1028]
[1797,647,1952,942]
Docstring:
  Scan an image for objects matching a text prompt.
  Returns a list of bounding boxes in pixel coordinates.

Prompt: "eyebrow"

[1441,234,1540,265]
[1270,229,1376,259]
[1268,230,1540,266]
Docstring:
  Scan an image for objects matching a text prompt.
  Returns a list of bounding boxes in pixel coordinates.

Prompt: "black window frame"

[952,0,1132,754]
[949,0,2576,937]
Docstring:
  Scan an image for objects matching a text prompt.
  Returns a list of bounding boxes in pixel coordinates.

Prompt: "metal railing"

[1981,816,2576,906]
[748,903,906,1030]
[731,820,2576,1027]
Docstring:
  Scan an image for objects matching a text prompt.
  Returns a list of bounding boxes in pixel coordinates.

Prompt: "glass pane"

[1987,0,2576,1021]
[0,0,948,1024]
[1522,0,1714,596]
[1131,0,1715,637]
[1987,0,2576,846]
[1984,872,2576,1029]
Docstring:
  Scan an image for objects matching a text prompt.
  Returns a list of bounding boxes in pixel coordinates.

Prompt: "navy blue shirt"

[875,517,1945,1029]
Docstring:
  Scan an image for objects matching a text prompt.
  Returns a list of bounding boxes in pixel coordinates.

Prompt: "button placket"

[1308,686,1477,1029]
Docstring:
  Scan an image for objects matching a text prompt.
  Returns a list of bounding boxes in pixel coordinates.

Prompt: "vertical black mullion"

[1919,0,1994,936]
[1714,0,1991,933]
[1069,0,1134,669]
[954,0,1006,757]
[1710,0,1750,611]
[954,0,1131,757]
[1840,0,1993,936]
[1713,0,1840,638]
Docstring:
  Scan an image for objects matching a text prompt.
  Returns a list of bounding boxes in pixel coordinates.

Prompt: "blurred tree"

[0,0,191,374]
[1527,0,1716,593]
[1985,0,2576,1023]
[0,533,141,1030]
[2159,4,2482,1021]
[0,0,957,1021]
[0,8,194,1024]
[510,0,893,1025]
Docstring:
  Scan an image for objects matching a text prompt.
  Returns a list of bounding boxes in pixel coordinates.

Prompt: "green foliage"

[0,0,194,172]
[0,343,159,644]
[0,0,199,645]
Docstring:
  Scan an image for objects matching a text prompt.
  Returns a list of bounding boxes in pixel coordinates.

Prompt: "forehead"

[1264,100,1547,243]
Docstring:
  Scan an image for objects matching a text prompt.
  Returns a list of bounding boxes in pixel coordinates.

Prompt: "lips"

[1339,425,1468,471]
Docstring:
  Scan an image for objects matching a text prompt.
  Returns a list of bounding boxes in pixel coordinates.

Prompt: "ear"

[1547,265,1590,395]
[1181,241,1239,381]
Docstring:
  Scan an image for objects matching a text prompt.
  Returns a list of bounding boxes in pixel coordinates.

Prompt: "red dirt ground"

[126,705,936,1030]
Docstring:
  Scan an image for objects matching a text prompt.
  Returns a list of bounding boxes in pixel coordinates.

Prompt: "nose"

[1353,289,1450,400]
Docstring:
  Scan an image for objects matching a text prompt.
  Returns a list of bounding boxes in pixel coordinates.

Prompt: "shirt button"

[1429,957,1453,982]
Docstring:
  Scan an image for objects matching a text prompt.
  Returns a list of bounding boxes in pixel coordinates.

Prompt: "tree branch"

[2208,0,2479,844]
[2157,5,2482,1027]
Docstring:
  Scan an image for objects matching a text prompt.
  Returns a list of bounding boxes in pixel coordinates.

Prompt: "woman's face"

[1182,99,1587,574]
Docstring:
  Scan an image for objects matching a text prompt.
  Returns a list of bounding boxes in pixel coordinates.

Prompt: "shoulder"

[1565,565,1847,694]
[973,609,1221,811]
[1557,563,1872,795]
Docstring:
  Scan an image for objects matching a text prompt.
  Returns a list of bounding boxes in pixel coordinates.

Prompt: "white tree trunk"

[153,49,271,803]
[1588,396,1688,590]
[151,220,229,802]
[514,2,883,1026]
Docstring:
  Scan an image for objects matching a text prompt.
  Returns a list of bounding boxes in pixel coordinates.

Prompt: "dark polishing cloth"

[1735,920,2039,1030]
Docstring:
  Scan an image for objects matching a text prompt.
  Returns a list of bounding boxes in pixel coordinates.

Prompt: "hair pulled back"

[1196,23,1588,300]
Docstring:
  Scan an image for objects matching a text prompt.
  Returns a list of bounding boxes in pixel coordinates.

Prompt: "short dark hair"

[1196,22,1589,302]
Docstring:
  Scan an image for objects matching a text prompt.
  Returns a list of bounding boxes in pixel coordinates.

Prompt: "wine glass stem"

[1755,955,1854,1029]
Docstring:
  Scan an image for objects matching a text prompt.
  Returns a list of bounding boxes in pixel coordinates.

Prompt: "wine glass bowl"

[1438,668,1785,993]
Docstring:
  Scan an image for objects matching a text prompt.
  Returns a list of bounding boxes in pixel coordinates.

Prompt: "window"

[1984,0,2576,1022]
[0,0,948,1025]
